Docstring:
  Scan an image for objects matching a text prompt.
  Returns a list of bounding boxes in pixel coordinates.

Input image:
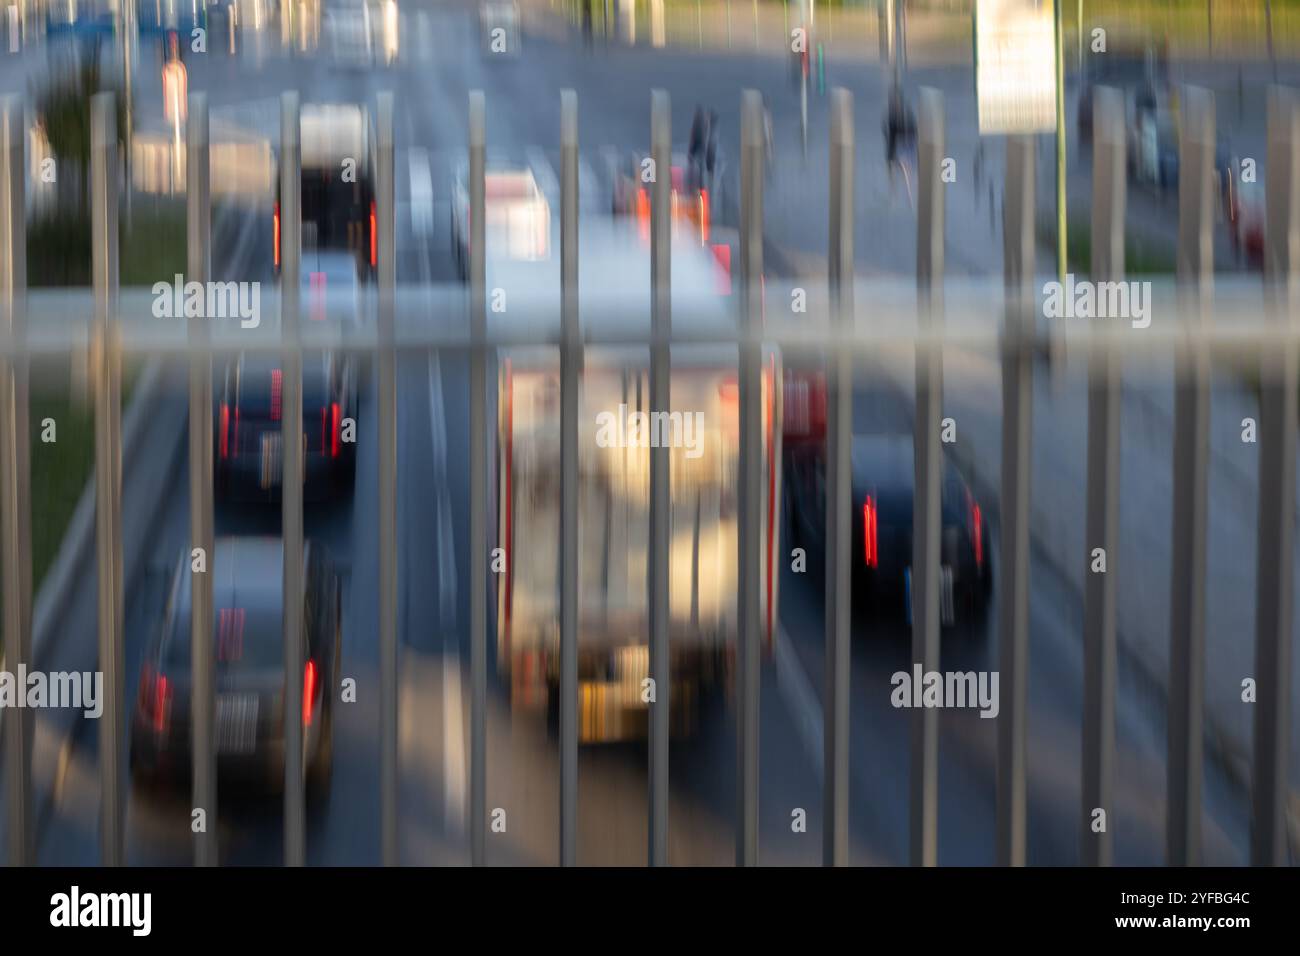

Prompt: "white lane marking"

[430,349,466,833]
[773,624,824,778]
[405,106,467,832]
[409,146,433,238]
[427,352,457,626]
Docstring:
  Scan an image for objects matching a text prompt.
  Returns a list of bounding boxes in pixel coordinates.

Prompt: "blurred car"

[450,161,551,277]
[130,537,342,798]
[784,427,992,630]
[214,254,361,502]
[1129,110,1234,194]
[276,103,375,279]
[610,148,714,243]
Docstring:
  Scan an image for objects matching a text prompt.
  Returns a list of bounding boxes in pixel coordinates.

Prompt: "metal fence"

[0,80,1297,867]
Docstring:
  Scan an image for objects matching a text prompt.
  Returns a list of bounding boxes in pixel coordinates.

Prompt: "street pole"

[1055,0,1067,281]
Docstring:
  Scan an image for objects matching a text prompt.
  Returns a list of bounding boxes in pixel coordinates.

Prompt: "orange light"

[698,188,710,243]
[863,496,878,568]
[636,187,650,242]
[303,659,318,727]
[270,368,283,421]
[219,402,230,459]
[153,671,171,733]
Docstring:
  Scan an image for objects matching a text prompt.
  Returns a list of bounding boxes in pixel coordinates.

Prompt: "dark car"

[214,350,357,501]
[786,434,992,630]
[130,537,342,798]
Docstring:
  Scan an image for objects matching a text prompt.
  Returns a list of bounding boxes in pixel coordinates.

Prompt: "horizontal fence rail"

[0,83,1297,868]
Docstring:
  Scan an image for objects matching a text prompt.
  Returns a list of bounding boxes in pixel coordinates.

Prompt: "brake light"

[971,501,983,569]
[330,402,341,458]
[219,402,230,459]
[699,188,710,243]
[273,202,281,269]
[303,659,318,727]
[270,368,282,421]
[863,495,878,568]
[370,200,377,267]
[140,666,171,734]
[636,187,650,242]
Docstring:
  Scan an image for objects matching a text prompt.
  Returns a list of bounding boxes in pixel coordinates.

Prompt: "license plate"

[216,694,259,755]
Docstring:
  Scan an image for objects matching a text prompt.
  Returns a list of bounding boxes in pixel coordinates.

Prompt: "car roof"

[851,434,915,491]
[850,433,968,500]
[212,536,286,612]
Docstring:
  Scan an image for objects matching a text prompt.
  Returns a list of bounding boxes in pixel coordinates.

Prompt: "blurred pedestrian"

[688,106,708,192]
[705,109,720,190]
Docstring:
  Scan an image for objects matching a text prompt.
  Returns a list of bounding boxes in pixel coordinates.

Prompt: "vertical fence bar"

[559,89,580,868]
[468,90,488,868]
[280,91,305,868]
[1168,86,1214,868]
[186,92,217,868]
[1081,85,1124,867]
[911,87,944,868]
[91,92,125,868]
[0,94,32,868]
[648,88,671,868]
[377,91,398,868]
[736,89,764,867]
[824,87,853,868]
[996,133,1035,868]
[1252,86,1298,867]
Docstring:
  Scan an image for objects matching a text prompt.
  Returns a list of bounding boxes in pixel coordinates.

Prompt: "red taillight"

[369,201,377,268]
[141,666,171,734]
[219,402,229,459]
[303,659,318,727]
[863,496,878,569]
[330,402,341,458]
[971,501,983,569]
[270,368,282,421]
[273,202,281,269]
[636,187,650,242]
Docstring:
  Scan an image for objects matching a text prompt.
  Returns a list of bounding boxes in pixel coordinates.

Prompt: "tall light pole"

[1055,0,1066,280]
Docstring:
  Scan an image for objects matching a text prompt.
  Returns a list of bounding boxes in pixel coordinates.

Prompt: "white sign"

[976,0,1057,134]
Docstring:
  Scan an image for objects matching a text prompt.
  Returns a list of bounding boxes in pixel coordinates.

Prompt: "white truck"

[491,212,782,742]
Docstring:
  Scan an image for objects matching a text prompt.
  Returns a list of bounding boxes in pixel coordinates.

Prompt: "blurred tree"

[33,44,125,214]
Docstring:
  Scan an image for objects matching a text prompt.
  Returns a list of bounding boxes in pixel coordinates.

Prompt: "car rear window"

[164,605,285,671]
[237,356,331,417]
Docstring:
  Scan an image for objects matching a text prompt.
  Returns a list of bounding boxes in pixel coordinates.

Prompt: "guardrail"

[1,80,1297,867]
